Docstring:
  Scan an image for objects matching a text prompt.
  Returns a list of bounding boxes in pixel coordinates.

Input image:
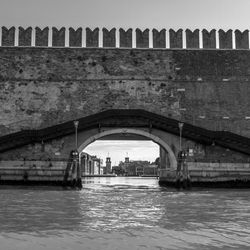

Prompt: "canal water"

[0,177,250,250]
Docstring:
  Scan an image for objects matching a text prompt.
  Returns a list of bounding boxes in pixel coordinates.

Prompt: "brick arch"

[78,128,177,169]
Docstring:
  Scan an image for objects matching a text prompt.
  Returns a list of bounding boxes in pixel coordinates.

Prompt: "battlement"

[1,26,250,49]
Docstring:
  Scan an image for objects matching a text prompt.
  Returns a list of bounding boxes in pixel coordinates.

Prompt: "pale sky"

[2,0,250,163]
[0,0,250,30]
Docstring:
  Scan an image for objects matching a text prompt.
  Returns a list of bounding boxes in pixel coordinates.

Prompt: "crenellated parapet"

[18,27,32,46]
[86,28,99,47]
[2,26,15,46]
[186,29,199,48]
[69,27,82,47]
[235,30,249,49]
[169,29,183,48]
[152,29,166,48]
[1,26,250,49]
[103,28,116,47]
[219,29,233,49]
[136,28,149,48]
[52,27,65,47]
[119,28,132,48]
[35,27,49,46]
[202,29,216,49]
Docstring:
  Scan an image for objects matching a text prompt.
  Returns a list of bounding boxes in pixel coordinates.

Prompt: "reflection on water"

[0,177,250,250]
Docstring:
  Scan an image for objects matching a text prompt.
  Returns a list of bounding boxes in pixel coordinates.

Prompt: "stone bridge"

[0,26,250,187]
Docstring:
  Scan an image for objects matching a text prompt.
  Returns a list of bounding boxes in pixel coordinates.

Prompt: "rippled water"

[0,177,250,250]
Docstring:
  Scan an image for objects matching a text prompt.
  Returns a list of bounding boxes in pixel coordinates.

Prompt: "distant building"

[124,156,130,175]
[80,153,103,176]
[112,165,125,176]
[136,166,144,176]
[118,157,158,176]
[143,164,158,176]
[105,156,112,174]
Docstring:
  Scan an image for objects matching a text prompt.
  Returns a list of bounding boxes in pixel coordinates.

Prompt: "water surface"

[0,177,250,250]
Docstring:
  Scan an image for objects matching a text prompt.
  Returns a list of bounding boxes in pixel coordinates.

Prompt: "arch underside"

[78,128,177,169]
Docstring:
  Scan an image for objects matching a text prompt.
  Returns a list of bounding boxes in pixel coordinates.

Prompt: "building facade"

[118,158,158,176]
[104,157,112,174]
[80,153,103,176]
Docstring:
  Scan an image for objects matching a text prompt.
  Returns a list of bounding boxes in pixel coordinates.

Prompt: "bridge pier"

[160,147,168,169]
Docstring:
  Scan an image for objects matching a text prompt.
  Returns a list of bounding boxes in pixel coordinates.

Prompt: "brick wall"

[0,47,250,137]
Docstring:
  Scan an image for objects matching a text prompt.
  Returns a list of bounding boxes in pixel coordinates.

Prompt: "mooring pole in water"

[74,120,79,149]
[176,150,192,190]
[76,151,82,188]
[182,156,191,189]
[176,151,183,189]
[73,121,82,189]
[178,122,184,151]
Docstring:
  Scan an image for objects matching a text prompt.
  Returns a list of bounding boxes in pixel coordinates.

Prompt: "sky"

[2,0,250,164]
[0,0,250,30]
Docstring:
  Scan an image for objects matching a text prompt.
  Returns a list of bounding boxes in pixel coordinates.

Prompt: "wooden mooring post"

[72,150,82,189]
[63,150,82,189]
[176,150,191,190]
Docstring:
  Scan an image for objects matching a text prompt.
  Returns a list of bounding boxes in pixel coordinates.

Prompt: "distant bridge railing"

[0,26,249,49]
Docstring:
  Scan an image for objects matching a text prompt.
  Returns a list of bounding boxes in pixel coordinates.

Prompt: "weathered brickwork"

[0,47,250,139]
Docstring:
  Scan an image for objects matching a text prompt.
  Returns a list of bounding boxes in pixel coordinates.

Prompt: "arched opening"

[78,128,177,171]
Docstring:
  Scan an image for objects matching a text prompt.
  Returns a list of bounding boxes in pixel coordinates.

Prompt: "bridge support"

[160,147,167,169]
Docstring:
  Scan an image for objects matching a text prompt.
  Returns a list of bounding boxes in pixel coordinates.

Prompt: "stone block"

[18,27,32,46]
[69,27,82,47]
[152,29,166,48]
[119,28,132,48]
[86,28,99,47]
[2,26,15,46]
[136,28,149,48]
[103,28,116,47]
[35,27,49,47]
